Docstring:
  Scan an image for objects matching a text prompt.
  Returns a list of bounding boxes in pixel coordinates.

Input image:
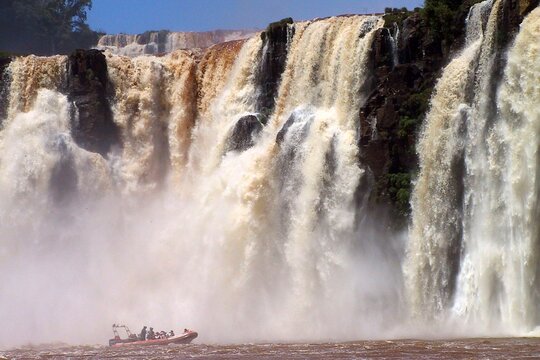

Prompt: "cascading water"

[406,1,540,336]
[97,30,255,57]
[389,22,400,66]
[106,50,198,191]
[5,55,66,117]
[0,15,407,346]
[405,0,497,319]
[264,16,403,335]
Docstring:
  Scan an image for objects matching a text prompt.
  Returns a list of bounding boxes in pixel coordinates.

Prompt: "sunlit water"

[2,338,540,359]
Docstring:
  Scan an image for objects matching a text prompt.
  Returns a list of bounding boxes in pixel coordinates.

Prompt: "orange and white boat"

[108,324,198,346]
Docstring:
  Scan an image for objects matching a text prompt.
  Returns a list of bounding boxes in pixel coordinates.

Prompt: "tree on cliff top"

[423,0,483,46]
[0,0,99,55]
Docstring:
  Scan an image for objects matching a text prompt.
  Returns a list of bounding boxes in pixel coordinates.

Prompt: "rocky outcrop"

[49,138,78,204]
[66,49,119,156]
[359,12,444,218]
[275,113,296,146]
[360,1,539,221]
[226,18,293,153]
[256,18,293,116]
[0,55,11,122]
[499,0,540,48]
[0,56,10,76]
[226,114,264,152]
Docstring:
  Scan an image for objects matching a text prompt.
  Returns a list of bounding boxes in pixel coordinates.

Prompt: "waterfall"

[5,55,66,117]
[106,50,198,191]
[390,22,400,66]
[406,1,540,335]
[2,3,537,346]
[97,30,256,56]
[196,40,245,117]
[186,35,263,176]
[490,7,540,330]
[0,15,402,346]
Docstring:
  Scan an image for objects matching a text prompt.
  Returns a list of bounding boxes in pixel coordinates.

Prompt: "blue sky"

[87,0,424,34]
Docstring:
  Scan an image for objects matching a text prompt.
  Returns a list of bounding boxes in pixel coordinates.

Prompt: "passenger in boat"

[168,330,175,337]
[147,327,155,340]
[184,328,189,333]
[139,326,147,341]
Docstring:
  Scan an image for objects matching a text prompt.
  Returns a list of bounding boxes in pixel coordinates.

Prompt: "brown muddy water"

[2,338,540,359]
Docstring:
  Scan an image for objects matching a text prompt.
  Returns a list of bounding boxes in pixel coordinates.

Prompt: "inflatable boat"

[108,324,198,346]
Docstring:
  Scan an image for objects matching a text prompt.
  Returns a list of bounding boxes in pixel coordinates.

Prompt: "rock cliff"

[227,18,293,152]
[358,0,539,222]
[256,18,293,116]
[66,49,119,156]
[0,56,11,122]
[1,1,537,224]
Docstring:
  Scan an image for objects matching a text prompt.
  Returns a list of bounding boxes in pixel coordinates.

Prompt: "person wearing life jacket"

[168,330,175,337]
[147,327,156,340]
[139,326,147,341]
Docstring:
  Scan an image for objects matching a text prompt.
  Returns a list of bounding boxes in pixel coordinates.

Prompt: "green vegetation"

[422,0,484,45]
[378,1,492,220]
[0,0,100,55]
[386,173,413,215]
[397,85,433,141]
[400,87,433,125]
[383,7,415,28]
[397,116,419,139]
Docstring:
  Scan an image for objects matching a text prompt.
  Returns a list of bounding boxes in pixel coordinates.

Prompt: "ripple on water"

[2,338,540,359]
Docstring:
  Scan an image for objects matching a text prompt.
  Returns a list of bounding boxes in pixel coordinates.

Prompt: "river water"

[2,338,540,359]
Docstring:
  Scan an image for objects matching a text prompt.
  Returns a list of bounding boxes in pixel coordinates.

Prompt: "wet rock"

[256,17,293,115]
[372,28,394,70]
[0,55,12,122]
[276,113,296,146]
[66,49,119,156]
[0,56,10,73]
[275,111,313,147]
[226,114,264,152]
[499,0,539,48]
[49,137,78,204]
[359,11,446,220]
[361,2,537,222]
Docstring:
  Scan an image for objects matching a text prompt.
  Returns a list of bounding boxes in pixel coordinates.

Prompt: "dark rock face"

[360,2,538,222]
[137,30,169,46]
[275,111,314,147]
[276,113,296,146]
[359,12,446,219]
[227,18,293,152]
[256,17,293,116]
[0,56,10,75]
[499,0,540,48]
[226,114,264,152]
[66,49,119,156]
[49,137,78,204]
[399,13,442,63]
[0,56,12,122]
